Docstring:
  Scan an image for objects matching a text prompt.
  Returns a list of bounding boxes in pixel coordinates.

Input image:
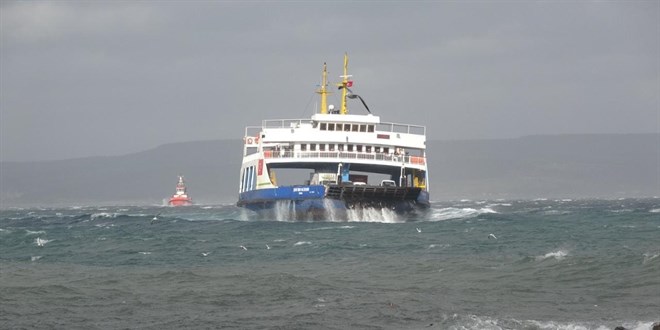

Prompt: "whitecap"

[307,225,355,231]
[294,241,312,246]
[649,208,660,213]
[536,250,568,261]
[429,207,497,221]
[642,252,659,264]
[487,203,511,207]
[35,237,51,247]
[608,209,633,213]
[31,256,42,261]
[542,210,572,216]
[138,252,152,255]
[25,230,46,236]
[90,212,117,220]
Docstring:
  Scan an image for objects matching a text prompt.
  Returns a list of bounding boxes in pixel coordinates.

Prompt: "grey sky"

[1,1,658,161]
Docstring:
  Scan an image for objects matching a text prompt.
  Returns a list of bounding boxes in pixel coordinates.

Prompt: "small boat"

[236,54,429,220]
[168,175,193,206]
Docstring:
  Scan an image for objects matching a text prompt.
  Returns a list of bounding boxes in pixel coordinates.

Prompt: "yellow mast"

[316,62,330,114]
[339,53,350,115]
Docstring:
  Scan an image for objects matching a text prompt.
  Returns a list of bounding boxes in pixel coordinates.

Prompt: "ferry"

[168,175,193,206]
[237,55,429,219]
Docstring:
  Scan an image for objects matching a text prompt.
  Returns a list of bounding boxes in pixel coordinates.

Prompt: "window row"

[300,143,390,154]
[319,123,375,132]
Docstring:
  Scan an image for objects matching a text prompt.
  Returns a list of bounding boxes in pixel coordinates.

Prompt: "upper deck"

[244,113,426,152]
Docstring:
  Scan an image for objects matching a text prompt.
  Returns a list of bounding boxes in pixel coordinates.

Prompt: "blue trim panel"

[238,185,326,204]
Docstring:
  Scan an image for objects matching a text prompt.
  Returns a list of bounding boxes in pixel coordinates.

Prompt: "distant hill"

[1,134,658,207]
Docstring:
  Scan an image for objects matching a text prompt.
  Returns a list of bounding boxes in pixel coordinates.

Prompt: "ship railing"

[262,119,308,129]
[263,150,426,166]
[256,119,426,136]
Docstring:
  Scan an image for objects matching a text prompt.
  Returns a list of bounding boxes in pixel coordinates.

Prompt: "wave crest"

[536,250,568,261]
[429,207,497,221]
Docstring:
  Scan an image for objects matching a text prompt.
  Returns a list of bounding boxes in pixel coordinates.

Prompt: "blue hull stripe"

[238,185,325,204]
[238,185,430,215]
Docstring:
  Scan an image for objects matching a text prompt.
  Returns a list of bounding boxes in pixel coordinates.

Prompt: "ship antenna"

[316,62,330,114]
[337,53,370,114]
[338,53,352,115]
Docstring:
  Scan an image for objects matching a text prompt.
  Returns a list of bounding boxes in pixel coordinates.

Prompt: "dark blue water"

[1,199,659,329]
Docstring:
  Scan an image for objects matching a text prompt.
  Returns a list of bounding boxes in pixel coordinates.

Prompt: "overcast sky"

[1,0,658,161]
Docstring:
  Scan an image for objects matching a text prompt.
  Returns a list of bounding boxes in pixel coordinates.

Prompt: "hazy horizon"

[1,1,658,162]
[1,132,656,163]
[2,134,658,207]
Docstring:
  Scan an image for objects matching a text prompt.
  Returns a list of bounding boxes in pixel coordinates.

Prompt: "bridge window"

[348,144,354,152]
[328,123,335,131]
[301,144,307,151]
[359,125,366,132]
[310,144,316,151]
[338,144,344,151]
[344,124,351,132]
[320,123,327,130]
[366,146,372,153]
[320,144,326,151]
[368,125,375,132]
[383,147,389,154]
[352,124,359,132]
[357,145,363,152]
[375,146,381,153]
[329,144,335,151]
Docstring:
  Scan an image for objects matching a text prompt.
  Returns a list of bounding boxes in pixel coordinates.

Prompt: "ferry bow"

[237,55,429,219]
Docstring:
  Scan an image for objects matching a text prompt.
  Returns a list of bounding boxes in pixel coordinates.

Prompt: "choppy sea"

[1,198,659,329]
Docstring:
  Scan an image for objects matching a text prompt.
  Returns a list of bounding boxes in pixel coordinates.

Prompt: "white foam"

[31,256,42,261]
[346,207,400,223]
[34,237,51,247]
[608,209,633,213]
[274,200,297,221]
[487,203,512,207]
[543,209,572,216]
[323,199,340,221]
[307,225,355,231]
[138,251,152,255]
[430,207,497,221]
[25,230,46,235]
[536,250,568,261]
[649,208,660,213]
[440,314,653,330]
[293,241,312,246]
[642,252,659,264]
[90,212,117,220]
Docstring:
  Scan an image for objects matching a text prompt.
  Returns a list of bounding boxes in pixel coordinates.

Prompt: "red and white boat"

[168,175,193,206]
